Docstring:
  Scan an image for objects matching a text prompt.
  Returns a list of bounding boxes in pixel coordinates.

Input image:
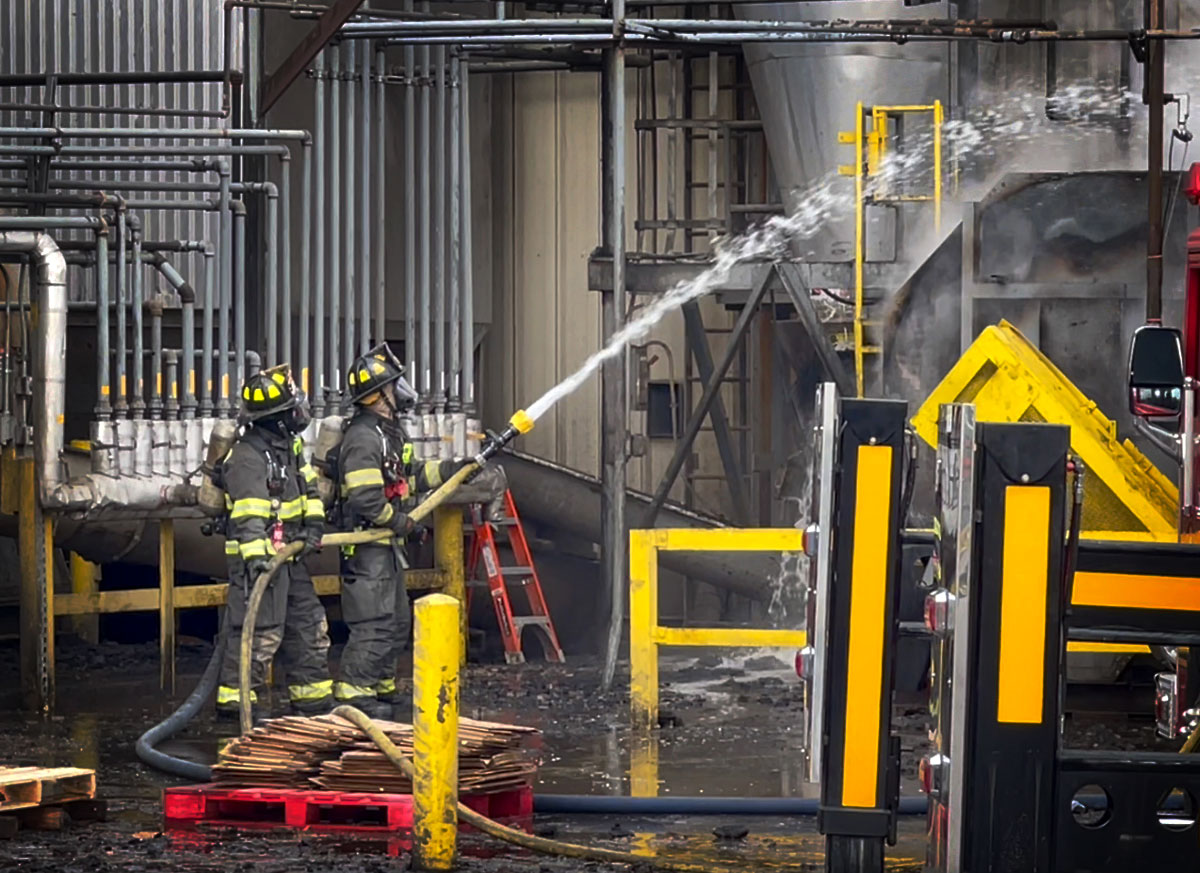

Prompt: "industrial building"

[1,1,1199,871]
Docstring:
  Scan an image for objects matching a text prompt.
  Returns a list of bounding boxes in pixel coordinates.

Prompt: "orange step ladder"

[466,491,566,665]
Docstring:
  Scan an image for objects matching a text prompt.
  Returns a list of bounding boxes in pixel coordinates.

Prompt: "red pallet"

[163,784,533,837]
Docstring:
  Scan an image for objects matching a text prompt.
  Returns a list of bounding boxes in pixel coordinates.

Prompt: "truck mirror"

[1128,324,1185,418]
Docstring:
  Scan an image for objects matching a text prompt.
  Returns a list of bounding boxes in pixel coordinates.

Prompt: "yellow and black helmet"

[241,365,301,421]
[347,343,417,408]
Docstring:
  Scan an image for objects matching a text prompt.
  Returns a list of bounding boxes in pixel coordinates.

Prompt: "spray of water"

[522,81,1134,425]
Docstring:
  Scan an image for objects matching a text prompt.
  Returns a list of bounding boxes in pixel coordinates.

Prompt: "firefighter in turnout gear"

[215,365,333,718]
[334,344,466,718]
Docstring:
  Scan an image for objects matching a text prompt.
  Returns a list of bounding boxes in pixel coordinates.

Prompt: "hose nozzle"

[474,409,535,464]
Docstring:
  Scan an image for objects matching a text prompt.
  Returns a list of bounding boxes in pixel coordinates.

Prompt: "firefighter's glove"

[299,524,324,558]
[407,523,430,546]
[246,556,274,582]
[388,510,415,537]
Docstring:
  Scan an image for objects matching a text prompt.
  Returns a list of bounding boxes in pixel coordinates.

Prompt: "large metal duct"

[737,0,952,262]
[0,231,66,501]
[500,451,790,603]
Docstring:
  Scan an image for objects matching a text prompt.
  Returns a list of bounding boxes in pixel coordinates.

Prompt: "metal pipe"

[1147,0,1166,323]
[312,49,327,414]
[149,296,164,420]
[57,144,292,157]
[131,228,145,418]
[448,53,461,408]
[115,211,128,417]
[343,41,358,371]
[297,141,312,392]
[0,102,224,119]
[0,216,107,230]
[0,126,311,142]
[329,43,343,409]
[600,2,628,690]
[419,38,432,401]
[242,182,280,364]
[280,157,293,367]
[404,29,417,384]
[460,61,475,413]
[217,161,233,416]
[361,40,373,352]
[0,70,236,87]
[201,246,215,417]
[95,227,111,420]
[0,232,67,499]
[233,201,247,391]
[164,351,180,422]
[374,44,387,348]
[433,45,447,407]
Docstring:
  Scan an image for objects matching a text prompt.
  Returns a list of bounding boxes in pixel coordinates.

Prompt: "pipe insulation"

[0,230,67,501]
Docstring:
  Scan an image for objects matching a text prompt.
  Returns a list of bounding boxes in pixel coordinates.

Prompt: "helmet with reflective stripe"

[347,343,417,410]
[241,365,301,422]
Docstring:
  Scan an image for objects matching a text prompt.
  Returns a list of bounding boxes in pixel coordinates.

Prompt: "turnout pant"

[218,558,333,713]
[337,543,410,704]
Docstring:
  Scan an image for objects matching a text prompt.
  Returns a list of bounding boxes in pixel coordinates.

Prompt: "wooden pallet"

[0,767,96,812]
[0,798,107,838]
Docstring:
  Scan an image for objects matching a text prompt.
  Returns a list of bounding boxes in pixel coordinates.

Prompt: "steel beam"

[600,11,629,691]
[259,0,367,117]
[643,276,771,528]
[680,300,750,524]
[774,264,855,396]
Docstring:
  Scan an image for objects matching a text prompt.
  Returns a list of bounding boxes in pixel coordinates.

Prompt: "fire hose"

[237,411,535,734]
[334,704,754,873]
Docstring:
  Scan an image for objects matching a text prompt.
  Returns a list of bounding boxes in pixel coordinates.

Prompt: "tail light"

[923,590,955,636]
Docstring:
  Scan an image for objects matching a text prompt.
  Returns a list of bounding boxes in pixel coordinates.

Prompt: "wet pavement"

[0,639,1167,871]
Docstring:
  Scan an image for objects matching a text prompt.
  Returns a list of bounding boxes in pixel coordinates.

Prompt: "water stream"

[521,82,1139,426]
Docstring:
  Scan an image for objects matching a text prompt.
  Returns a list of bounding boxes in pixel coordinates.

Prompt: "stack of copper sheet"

[212,714,539,794]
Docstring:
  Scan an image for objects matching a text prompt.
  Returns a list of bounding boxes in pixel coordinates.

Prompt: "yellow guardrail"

[629,528,807,795]
[839,101,944,398]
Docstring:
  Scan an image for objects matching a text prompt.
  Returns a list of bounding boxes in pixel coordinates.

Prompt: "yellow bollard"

[412,592,461,871]
[433,504,467,666]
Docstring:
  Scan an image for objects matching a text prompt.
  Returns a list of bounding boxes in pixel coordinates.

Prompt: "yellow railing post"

[412,592,461,872]
[69,553,99,645]
[853,101,865,399]
[159,519,176,694]
[433,504,467,666]
[629,530,659,734]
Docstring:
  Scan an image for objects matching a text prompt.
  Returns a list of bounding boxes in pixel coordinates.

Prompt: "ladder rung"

[500,566,532,578]
[512,616,553,629]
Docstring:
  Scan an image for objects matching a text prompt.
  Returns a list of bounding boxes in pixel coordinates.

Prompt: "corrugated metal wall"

[0,0,239,299]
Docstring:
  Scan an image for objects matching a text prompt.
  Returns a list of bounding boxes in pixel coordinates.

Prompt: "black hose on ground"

[534,794,927,816]
[134,621,224,782]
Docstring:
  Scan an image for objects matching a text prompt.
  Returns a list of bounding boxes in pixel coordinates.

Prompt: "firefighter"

[333,344,466,718]
[215,366,332,719]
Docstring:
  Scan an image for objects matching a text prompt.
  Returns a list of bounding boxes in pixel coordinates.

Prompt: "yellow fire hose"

[332,705,745,873]
[238,461,483,735]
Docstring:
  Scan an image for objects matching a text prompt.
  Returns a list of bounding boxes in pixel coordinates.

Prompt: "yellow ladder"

[838,101,944,397]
